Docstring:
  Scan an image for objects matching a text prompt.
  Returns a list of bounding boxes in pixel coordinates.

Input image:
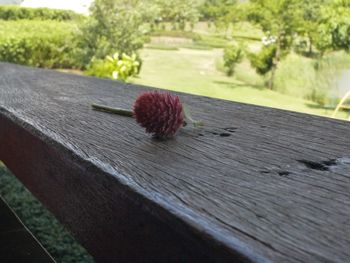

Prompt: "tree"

[199,0,237,23]
[199,0,240,36]
[155,0,200,30]
[246,0,302,89]
[248,45,276,76]
[297,0,327,55]
[77,0,158,66]
[315,0,350,55]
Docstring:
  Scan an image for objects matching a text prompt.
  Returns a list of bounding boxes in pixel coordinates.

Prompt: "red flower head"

[133,91,184,137]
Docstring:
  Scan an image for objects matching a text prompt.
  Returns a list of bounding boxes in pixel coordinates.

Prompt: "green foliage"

[248,45,276,75]
[77,0,153,67]
[274,53,316,98]
[310,52,350,105]
[0,20,81,68]
[86,53,141,82]
[246,0,302,36]
[296,0,326,55]
[245,0,304,88]
[155,0,200,30]
[223,43,243,76]
[0,5,84,21]
[274,51,350,106]
[199,0,236,21]
[0,165,93,263]
[315,0,350,54]
[85,59,114,79]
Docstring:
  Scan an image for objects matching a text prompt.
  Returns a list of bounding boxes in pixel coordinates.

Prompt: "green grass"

[145,44,179,50]
[0,163,93,263]
[193,35,231,48]
[133,48,349,120]
[231,22,263,41]
[150,30,200,40]
[148,29,231,50]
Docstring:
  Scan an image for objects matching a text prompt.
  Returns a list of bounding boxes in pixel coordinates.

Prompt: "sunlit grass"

[132,48,349,120]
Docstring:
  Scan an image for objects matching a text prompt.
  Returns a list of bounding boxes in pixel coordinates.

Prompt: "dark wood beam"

[0,63,349,262]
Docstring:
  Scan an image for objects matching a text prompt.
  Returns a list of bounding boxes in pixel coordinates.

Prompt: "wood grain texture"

[0,62,350,263]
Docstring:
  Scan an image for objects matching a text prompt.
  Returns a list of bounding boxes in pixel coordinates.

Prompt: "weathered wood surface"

[0,62,350,263]
[0,195,55,262]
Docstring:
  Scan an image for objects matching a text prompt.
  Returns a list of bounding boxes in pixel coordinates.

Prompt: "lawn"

[132,48,348,120]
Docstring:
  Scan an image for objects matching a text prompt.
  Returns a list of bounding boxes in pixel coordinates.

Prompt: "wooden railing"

[0,62,350,263]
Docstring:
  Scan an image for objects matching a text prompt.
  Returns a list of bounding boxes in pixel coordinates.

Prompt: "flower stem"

[91,103,133,117]
[183,104,204,127]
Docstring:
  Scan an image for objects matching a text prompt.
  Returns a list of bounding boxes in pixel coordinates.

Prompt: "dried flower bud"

[133,91,184,137]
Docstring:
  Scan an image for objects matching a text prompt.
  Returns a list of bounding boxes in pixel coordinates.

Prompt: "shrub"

[77,0,152,66]
[248,45,277,76]
[86,53,141,82]
[0,5,84,21]
[223,44,243,76]
[0,20,81,69]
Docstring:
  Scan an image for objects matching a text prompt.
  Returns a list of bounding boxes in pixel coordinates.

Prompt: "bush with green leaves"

[223,44,243,76]
[86,53,141,82]
[0,5,83,21]
[77,0,156,66]
[155,0,200,30]
[315,0,350,54]
[0,20,81,68]
[248,45,276,76]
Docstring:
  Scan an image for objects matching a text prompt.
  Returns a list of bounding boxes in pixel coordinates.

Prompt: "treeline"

[0,0,349,89]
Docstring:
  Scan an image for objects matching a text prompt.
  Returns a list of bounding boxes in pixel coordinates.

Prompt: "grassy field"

[132,47,349,120]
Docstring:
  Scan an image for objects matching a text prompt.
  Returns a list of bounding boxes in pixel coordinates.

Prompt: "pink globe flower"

[92,91,201,139]
[133,91,184,138]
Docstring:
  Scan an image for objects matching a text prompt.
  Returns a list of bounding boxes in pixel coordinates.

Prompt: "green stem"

[92,103,133,117]
[92,103,204,127]
[183,104,204,127]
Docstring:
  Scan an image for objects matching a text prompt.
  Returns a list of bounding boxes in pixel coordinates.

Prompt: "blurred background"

[0,0,350,120]
[0,1,350,262]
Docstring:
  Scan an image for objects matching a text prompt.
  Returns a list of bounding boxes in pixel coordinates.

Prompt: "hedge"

[0,20,81,69]
[0,5,84,21]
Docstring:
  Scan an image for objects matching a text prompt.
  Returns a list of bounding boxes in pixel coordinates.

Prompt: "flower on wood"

[133,91,184,138]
